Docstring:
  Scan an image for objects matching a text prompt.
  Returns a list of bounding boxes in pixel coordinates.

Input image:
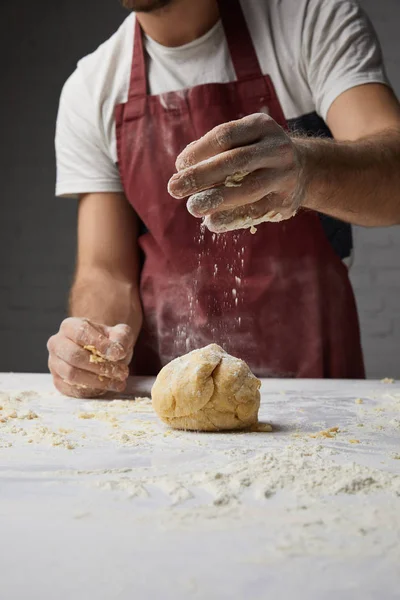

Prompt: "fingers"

[48,336,129,381]
[169,143,282,200]
[204,193,292,234]
[49,355,126,393]
[60,318,125,361]
[52,373,109,399]
[186,169,287,217]
[169,137,294,201]
[48,319,134,399]
[108,324,134,365]
[175,113,276,171]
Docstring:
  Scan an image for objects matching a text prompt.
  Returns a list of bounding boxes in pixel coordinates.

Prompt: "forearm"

[69,268,143,340]
[296,128,400,227]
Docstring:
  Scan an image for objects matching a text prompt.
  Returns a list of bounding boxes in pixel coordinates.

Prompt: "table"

[1,374,399,600]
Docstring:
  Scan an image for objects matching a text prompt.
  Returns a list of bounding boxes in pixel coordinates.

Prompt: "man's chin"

[122,0,174,12]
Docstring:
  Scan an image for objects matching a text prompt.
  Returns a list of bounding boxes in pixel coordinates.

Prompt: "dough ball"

[151,344,261,432]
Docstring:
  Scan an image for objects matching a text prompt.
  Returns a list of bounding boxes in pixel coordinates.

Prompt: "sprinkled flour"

[76,444,400,507]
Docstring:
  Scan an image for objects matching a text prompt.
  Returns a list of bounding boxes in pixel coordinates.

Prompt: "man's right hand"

[47,318,134,398]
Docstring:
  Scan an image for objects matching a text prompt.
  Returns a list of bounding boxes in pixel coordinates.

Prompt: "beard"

[122,0,174,12]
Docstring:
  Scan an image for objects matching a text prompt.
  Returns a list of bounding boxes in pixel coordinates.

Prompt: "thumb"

[107,324,134,362]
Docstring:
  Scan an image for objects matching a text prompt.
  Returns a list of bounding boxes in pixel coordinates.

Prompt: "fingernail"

[168,172,193,198]
[204,215,230,234]
[187,189,224,217]
[105,343,125,362]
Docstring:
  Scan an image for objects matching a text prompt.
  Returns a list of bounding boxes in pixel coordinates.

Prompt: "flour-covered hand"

[168,113,305,233]
[47,318,134,398]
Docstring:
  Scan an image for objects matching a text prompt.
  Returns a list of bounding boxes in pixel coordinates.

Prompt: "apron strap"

[217,0,264,81]
[128,18,148,100]
[128,0,263,100]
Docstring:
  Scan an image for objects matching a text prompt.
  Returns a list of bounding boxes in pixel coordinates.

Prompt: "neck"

[136,0,220,47]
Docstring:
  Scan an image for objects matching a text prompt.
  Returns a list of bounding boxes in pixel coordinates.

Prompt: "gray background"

[0,0,399,377]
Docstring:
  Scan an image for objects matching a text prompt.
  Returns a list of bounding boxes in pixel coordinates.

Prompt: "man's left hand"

[168,113,304,233]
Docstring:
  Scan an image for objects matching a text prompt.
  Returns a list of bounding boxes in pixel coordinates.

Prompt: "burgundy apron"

[115,0,365,379]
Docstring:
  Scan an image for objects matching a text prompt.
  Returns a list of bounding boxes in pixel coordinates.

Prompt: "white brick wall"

[0,0,399,376]
[351,0,400,378]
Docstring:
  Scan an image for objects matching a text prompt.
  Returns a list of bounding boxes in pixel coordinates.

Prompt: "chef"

[48,0,400,397]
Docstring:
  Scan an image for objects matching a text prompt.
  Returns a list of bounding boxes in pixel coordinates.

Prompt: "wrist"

[291,137,310,211]
[292,136,341,213]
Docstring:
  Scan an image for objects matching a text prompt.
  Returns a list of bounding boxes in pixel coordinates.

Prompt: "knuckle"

[60,317,74,331]
[231,149,249,171]
[80,321,90,337]
[112,364,128,380]
[253,112,273,133]
[47,335,55,352]
[64,364,76,383]
[214,124,232,150]
[121,324,133,339]
[75,321,90,345]
[278,139,294,159]
[222,151,249,177]
[99,363,111,377]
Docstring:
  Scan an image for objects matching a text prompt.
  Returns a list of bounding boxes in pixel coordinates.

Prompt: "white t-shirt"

[55,0,389,198]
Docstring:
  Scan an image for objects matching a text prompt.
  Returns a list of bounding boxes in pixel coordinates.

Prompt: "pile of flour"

[86,444,400,507]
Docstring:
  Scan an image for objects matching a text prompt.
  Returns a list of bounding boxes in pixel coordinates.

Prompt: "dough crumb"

[251,422,273,433]
[381,378,395,384]
[89,354,105,364]
[84,345,106,364]
[250,225,257,235]
[19,410,38,420]
[355,398,363,405]
[224,172,249,187]
[349,439,360,444]
[78,412,96,420]
[310,426,339,439]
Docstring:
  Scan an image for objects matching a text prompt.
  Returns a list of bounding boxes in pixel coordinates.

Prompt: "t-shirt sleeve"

[55,67,123,198]
[302,0,391,121]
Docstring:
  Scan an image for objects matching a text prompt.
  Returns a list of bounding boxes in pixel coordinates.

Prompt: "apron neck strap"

[128,18,148,100]
[128,0,263,100]
[217,0,263,80]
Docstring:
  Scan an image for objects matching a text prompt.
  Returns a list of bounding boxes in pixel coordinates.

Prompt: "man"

[48,0,400,397]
